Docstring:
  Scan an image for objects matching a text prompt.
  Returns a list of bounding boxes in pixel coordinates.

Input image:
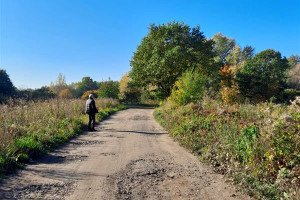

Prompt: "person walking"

[85,94,98,131]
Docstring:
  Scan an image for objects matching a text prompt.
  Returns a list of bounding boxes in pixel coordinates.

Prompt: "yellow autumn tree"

[59,89,73,99]
[119,73,130,100]
[219,65,240,104]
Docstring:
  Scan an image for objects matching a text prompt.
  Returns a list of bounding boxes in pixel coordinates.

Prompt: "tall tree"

[49,73,68,94]
[226,45,242,66]
[235,49,289,101]
[0,69,15,95]
[77,77,99,96]
[225,45,255,66]
[241,45,255,61]
[130,21,214,99]
[212,33,235,65]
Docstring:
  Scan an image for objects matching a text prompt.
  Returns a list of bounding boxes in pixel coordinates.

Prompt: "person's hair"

[89,94,94,99]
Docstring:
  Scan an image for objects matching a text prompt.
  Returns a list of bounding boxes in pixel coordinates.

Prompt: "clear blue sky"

[1,0,300,89]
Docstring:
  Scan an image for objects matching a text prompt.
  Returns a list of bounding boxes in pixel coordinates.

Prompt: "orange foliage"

[219,65,240,104]
[81,90,99,100]
[59,89,73,99]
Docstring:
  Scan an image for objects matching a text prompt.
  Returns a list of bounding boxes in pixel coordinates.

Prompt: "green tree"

[0,69,15,95]
[77,77,99,96]
[226,45,242,66]
[241,45,255,61]
[98,79,119,99]
[130,21,214,99]
[212,33,235,65]
[225,45,255,66]
[32,86,56,99]
[288,54,300,68]
[235,49,289,101]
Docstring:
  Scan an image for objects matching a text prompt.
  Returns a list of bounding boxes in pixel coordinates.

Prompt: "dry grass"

[0,98,121,174]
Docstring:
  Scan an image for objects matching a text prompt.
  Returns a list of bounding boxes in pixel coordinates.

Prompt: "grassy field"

[0,98,126,176]
[154,97,300,200]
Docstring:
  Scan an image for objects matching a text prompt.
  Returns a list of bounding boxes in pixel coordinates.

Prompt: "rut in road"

[0,108,251,200]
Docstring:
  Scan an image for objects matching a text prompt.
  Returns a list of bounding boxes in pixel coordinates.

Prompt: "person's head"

[89,94,94,99]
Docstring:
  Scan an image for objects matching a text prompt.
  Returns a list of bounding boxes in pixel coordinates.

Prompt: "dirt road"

[0,108,250,200]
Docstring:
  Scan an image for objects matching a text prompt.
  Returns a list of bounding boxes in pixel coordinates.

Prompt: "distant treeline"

[0,71,120,103]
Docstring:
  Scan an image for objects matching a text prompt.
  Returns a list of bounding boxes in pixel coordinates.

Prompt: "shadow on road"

[100,129,166,135]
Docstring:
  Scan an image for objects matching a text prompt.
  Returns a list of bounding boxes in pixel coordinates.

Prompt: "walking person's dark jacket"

[85,95,98,131]
[85,98,98,114]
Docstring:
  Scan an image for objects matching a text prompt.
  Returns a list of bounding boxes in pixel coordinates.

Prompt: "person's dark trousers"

[88,113,96,131]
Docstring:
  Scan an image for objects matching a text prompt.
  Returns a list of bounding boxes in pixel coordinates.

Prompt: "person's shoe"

[88,128,94,132]
[91,128,97,131]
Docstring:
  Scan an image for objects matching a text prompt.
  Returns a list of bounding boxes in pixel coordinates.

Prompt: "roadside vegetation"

[154,97,299,199]
[127,21,300,199]
[0,97,125,176]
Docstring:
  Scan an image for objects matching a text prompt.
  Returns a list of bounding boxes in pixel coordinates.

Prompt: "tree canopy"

[130,21,214,99]
[98,79,119,99]
[212,33,236,65]
[235,49,289,101]
[212,33,254,67]
[0,69,15,95]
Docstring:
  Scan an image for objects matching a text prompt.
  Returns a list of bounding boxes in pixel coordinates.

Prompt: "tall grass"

[154,97,300,200]
[0,98,123,175]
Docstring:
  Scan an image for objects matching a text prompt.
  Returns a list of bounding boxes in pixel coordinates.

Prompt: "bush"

[59,89,73,99]
[81,90,99,100]
[168,70,207,106]
[277,89,300,103]
[15,137,43,158]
